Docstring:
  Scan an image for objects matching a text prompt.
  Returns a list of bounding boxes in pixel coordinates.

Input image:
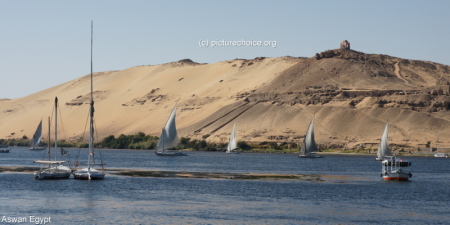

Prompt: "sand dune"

[1,50,450,150]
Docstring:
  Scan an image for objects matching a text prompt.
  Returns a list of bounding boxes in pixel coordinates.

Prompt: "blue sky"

[1,0,449,99]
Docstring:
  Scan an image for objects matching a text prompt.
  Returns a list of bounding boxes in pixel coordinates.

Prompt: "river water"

[1,147,449,224]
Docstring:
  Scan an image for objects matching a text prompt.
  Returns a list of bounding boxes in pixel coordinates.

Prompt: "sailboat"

[73,21,106,180]
[376,122,413,181]
[33,98,72,180]
[155,105,187,156]
[298,116,323,158]
[433,138,448,158]
[226,123,240,154]
[29,120,45,150]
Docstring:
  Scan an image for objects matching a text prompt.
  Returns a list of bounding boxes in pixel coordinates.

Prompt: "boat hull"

[226,151,240,154]
[34,166,72,180]
[0,149,10,153]
[434,153,448,158]
[382,172,412,181]
[29,147,45,151]
[73,168,105,180]
[155,151,188,156]
[299,154,324,158]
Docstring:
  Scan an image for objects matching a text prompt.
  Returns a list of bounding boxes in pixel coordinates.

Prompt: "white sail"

[300,116,319,155]
[226,123,237,153]
[157,105,179,150]
[377,122,391,159]
[30,120,43,148]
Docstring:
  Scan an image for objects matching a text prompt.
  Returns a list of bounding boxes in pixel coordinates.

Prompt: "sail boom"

[34,160,67,164]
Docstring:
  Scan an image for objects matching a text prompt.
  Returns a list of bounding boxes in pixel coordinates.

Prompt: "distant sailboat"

[298,116,323,158]
[155,105,187,156]
[433,138,448,158]
[375,122,391,161]
[73,21,106,180]
[29,120,45,151]
[226,123,240,154]
[33,98,72,180]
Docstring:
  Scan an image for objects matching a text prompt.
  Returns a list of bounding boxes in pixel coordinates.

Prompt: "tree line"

[0,132,305,152]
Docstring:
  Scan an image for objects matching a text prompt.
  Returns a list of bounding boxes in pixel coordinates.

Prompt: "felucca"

[226,123,240,154]
[155,105,187,156]
[298,116,323,158]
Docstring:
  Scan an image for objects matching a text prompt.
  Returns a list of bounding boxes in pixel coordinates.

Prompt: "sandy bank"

[0,166,364,182]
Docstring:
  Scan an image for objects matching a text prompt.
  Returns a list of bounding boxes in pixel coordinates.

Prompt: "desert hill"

[2,48,450,151]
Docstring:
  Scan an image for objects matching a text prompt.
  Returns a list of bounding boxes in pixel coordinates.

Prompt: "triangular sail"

[157,105,179,150]
[227,123,237,152]
[300,117,319,154]
[31,120,43,148]
[377,122,391,159]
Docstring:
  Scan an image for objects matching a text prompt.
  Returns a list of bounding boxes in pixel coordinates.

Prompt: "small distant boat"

[375,122,391,161]
[434,153,448,158]
[73,21,106,180]
[381,157,412,181]
[226,123,240,154]
[29,120,45,151]
[155,105,187,156]
[34,98,72,180]
[433,139,448,158]
[0,145,10,153]
[298,116,323,158]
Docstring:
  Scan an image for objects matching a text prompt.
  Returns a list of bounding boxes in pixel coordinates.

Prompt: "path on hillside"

[394,61,411,85]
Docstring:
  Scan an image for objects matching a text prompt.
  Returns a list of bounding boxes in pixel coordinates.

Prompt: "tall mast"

[48,116,51,166]
[88,20,94,170]
[54,97,58,161]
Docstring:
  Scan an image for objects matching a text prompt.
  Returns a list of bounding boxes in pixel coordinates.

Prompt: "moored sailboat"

[155,105,187,156]
[29,120,45,150]
[73,21,105,180]
[226,123,240,154]
[34,98,72,180]
[298,116,323,158]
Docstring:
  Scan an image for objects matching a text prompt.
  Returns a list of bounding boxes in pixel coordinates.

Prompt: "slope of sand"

[1,50,450,150]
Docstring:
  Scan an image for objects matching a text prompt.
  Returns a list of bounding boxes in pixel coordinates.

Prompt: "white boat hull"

[434,153,448,158]
[226,151,240,154]
[29,147,45,151]
[73,168,105,180]
[34,166,72,180]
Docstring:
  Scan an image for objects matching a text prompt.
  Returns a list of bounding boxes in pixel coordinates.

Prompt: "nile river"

[1,147,450,224]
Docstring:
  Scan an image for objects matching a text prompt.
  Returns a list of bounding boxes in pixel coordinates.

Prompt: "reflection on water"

[1,148,450,224]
